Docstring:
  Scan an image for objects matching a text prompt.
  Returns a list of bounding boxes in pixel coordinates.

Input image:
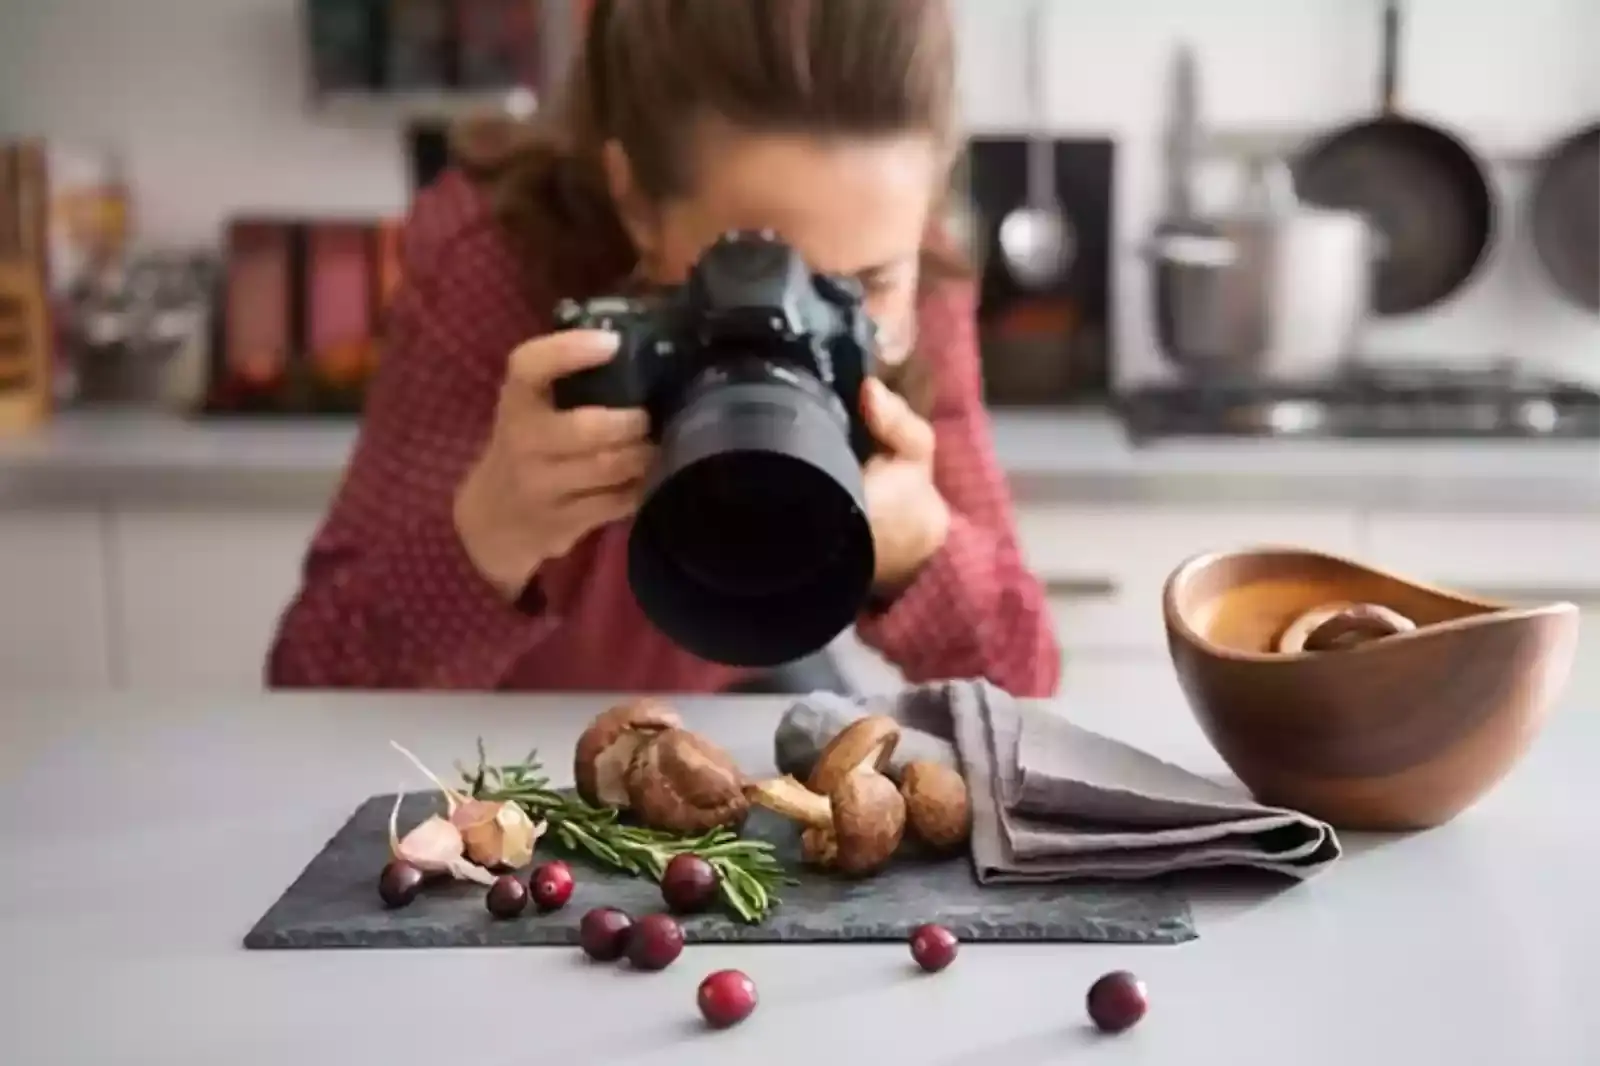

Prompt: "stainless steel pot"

[1146,158,1373,381]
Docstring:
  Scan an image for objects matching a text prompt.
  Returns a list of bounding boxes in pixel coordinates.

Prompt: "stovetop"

[1118,362,1600,441]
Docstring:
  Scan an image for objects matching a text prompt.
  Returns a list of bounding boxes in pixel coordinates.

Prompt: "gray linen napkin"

[773,680,1341,884]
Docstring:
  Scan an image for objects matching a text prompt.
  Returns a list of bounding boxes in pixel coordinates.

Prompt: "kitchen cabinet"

[107,508,322,689]
[1363,513,1600,607]
[1014,505,1364,653]
[0,494,1595,695]
[0,509,111,688]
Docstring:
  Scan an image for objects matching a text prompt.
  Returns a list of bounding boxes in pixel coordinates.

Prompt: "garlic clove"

[461,801,546,869]
[449,798,503,832]
[387,792,498,884]
[444,856,498,886]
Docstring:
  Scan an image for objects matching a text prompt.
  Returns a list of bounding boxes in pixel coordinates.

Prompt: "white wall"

[1,0,1595,382]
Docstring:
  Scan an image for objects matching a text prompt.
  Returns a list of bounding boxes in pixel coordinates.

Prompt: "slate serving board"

[244,791,1196,949]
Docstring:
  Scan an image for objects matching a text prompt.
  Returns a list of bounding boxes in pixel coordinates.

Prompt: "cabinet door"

[1016,505,1363,653]
[1364,513,1600,607]
[110,508,323,690]
[0,509,111,688]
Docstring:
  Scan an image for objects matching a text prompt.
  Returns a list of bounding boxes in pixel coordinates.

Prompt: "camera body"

[550,229,879,463]
[546,230,886,670]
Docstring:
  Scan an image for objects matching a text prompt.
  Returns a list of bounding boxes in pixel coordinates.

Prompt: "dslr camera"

[551,230,882,669]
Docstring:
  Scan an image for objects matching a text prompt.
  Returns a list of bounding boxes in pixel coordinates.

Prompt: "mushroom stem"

[745,776,832,830]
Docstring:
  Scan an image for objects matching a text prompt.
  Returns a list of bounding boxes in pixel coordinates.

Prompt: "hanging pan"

[1526,120,1599,312]
[1293,0,1495,316]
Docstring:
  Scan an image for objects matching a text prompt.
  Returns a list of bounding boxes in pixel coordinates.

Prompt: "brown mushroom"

[806,714,901,796]
[573,699,682,809]
[624,728,749,834]
[1276,601,1417,654]
[746,773,906,877]
[899,760,970,851]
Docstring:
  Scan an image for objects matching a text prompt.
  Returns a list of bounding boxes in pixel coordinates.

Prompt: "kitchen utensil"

[1145,44,1236,369]
[1526,120,1598,312]
[997,0,1071,289]
[1293,0,1494,316]
[1163,546,1580,831]
[1146,156,1372,381]
[967,136,1113,406]
[244,790,1194,949]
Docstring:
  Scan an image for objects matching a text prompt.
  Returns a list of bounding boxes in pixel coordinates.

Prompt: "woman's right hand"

[454,329,655,599]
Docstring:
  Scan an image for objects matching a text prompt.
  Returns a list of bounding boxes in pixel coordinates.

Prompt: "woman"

[266,0,1060,696]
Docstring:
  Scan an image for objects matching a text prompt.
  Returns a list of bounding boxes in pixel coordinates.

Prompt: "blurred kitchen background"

[0,0,1594,696]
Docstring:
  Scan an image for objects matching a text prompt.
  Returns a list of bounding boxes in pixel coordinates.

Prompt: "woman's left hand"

[859,377,950,593]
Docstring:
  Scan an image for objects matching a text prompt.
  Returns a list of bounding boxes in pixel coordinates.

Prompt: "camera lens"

[628,362,875,669]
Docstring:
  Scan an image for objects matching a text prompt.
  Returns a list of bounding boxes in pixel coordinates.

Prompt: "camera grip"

[550,361,630,411]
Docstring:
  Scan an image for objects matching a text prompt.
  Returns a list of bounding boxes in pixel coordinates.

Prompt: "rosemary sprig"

[459,740,793,923]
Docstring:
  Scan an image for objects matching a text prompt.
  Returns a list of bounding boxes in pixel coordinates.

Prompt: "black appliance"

[550,231,881,671]
[962,137,1114,407]
[1118,362,1600,442]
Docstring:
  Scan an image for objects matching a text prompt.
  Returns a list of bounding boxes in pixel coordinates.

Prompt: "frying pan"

[1293,0,1495,316]
[1526,121,1599,312]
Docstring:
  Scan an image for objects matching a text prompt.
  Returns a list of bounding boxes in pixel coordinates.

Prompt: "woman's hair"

[453,0,969,413]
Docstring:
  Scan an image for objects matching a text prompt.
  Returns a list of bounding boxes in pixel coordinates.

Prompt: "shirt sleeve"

[853,281,1063,697]
[265,215,562,690]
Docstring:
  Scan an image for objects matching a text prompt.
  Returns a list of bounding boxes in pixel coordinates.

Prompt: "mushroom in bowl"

[1161,545,1579,831]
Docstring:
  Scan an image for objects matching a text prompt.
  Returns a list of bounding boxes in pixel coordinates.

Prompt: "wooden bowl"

[1162,545,1580,830]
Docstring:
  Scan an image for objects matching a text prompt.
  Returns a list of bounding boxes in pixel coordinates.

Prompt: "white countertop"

[2,654,1596,1065]
[0,409,1596,510]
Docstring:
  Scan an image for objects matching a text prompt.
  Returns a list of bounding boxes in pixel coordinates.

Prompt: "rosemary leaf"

[462,740,790,923]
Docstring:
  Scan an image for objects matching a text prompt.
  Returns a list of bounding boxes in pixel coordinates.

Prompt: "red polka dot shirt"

[265,171,1061,696]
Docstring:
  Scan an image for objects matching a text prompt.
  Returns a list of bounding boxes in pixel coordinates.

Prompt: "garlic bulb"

[457,798,545,869]
[390,740,546,869]
[386,792,496,885]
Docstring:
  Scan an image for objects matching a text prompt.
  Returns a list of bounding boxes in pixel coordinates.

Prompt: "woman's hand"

[454,330,656,599]
[860,377,950,593]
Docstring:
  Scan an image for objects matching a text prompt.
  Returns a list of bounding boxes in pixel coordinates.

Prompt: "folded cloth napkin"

[773,680,1341,884]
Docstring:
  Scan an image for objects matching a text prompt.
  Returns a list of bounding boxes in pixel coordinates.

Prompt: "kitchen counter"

[2,654,1596,1065]
[0,409,1597,511]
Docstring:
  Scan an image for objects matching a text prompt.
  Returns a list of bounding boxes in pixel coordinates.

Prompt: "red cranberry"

[697,969,758,1028]
[529,861,574,911]
[909,923,959,972]
[378,860,424,909]
[578,907,634,962]
[485,874,529,919]
[625,913,685,971]
[1086,970,1148,1033]
[660,854,719,913]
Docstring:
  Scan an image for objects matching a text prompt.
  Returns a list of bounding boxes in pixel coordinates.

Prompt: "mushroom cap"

[626,728,749,834]
[900,761,971,851]
[807,715,901,796]
[573,698,682,808]
[1277,601,1416,654]
[829,771,906,876]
